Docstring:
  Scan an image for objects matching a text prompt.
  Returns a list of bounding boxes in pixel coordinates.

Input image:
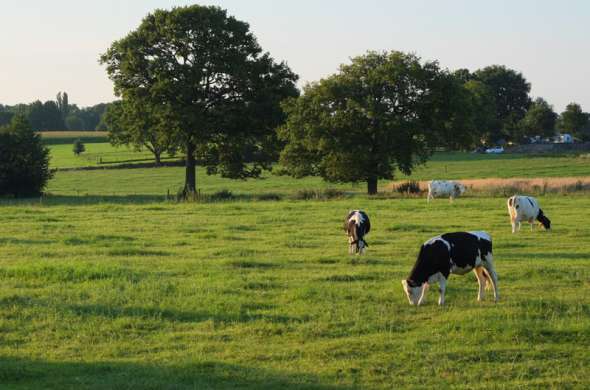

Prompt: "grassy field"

[48,143,169,170]
[2,145,590,388]
[0,195,588,388]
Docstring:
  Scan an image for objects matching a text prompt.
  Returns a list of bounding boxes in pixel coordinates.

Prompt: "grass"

[47,143,172,170]
[0,194,589,388]
[2,147,590,388]
[398,152,590,180]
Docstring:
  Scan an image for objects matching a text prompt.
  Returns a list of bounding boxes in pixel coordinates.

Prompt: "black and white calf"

[507,195,551,233]
[344,210,371,254]
[401,231,499,305]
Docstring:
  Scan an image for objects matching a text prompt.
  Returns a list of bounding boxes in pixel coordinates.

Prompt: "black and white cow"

[344,210,371,254]
[507,195,551,233]
[401,231,499,305]
[427,180,466,203]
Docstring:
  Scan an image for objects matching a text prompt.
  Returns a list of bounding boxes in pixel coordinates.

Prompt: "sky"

[1,0,589,112]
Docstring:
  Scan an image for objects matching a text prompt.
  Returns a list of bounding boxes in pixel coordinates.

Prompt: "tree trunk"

[154,151,162,166]
[183,140,196,196]
[367,177,378,195]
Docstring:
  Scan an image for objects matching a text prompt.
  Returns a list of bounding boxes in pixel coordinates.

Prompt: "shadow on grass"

[0,357,350,389]
[0,193,285,206]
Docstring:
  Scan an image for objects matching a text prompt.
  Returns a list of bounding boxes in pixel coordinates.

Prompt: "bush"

[0,115,53,197]
[73,138,86,155]
[395,181,421,195]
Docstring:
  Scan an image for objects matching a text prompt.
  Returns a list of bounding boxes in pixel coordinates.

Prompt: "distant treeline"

[0,92,111,131]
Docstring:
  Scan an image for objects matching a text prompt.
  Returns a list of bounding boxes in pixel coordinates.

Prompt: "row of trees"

[453,68,590,143]
[0,94,111,131]
[3,5,589,197]
[99,5,590,195]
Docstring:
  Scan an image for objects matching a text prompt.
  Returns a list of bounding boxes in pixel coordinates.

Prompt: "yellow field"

[38,131,108,138]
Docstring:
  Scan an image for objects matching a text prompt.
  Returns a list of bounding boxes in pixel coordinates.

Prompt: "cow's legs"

[511,220,516,234]
[474,267,486,301]
[437,278,447,305]
[417,284,429,306]
[482,257,499,302]
[427,191,433,203]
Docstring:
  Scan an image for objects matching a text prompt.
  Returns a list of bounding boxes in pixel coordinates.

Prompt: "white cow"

[427,180,466,203]
[507,195,551,233]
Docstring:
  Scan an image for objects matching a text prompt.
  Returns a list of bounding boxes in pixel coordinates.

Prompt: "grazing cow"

[401,231,498,305]
[344,210,371,254]
[427,180,466,203]
[507,195,551,233]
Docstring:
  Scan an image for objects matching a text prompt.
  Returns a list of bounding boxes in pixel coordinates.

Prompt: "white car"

[485,146,504,154]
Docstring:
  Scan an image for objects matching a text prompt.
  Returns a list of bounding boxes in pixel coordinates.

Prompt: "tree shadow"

[0,356,351,389]
[0,193,286,206]
[0,194,169,206]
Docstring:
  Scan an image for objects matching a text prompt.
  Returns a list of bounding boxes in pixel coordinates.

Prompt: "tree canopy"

[519,97,557,138]
[558,103,590,140]
[278,51,474,194]
[473,65,531,142]
[100,5,298,195]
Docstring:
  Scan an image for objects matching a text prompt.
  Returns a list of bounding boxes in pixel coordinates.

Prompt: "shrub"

[73,138,86,155]
[395,181,421,195]
[0,115,53,197]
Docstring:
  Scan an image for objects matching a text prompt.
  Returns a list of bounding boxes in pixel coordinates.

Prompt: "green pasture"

[46,140,590,188]
[48,143,168,170]
[2,137,590,388]
[1,194,589,388]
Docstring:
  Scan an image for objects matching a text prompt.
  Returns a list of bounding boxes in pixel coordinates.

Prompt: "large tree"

[558,103,590,140]
[0,115,52,197]
[519,97,557,139]
[101,5,298,195]
[278,51,472,195]
[103,100,178,165]
[473,65,531,142]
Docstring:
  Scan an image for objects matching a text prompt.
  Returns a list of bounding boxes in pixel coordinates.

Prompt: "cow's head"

[346,217,368,254]
[401,279,428,305]
[537,209,551,230]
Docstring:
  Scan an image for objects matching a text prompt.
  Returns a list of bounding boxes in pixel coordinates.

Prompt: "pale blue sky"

[1,1,589,112]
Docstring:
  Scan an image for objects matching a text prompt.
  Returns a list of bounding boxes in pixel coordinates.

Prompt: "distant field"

[45,141,590,188]
[39,131,108,145]
[48,143,173,170]
[0,196,588,388]
[397,152,590,180]
[44,152,590,198]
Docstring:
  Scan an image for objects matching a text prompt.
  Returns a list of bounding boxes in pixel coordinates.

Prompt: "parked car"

[485,146,504,154]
